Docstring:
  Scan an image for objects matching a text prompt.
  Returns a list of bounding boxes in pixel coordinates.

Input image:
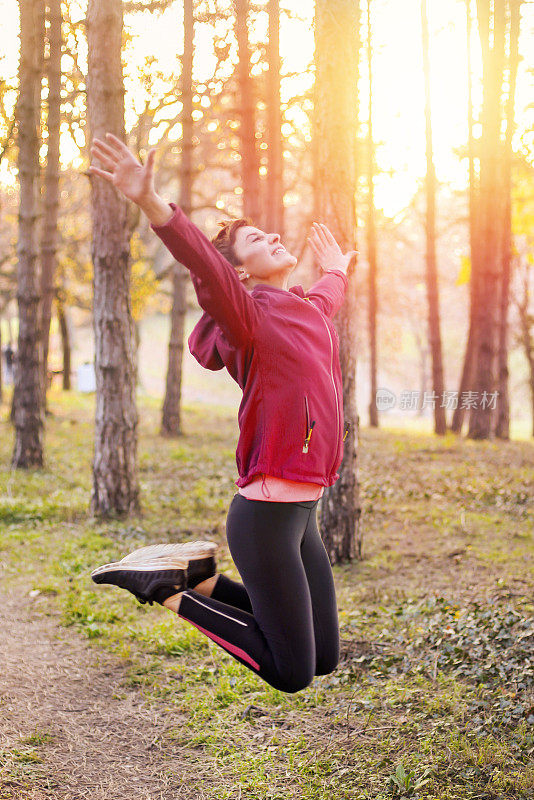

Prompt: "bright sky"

[0,0,532,217]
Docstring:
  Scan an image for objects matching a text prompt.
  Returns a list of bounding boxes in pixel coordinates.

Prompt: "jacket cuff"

[325,269,348,290]
[150,201,181,231]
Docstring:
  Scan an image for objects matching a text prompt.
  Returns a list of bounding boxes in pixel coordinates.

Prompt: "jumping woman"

[89,133,356,694]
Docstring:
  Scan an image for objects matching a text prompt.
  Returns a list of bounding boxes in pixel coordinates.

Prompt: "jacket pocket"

[302,395,316,454]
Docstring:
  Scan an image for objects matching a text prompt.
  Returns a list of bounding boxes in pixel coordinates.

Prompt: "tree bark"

[421,0,447,435]
[468,0,506,439]
[162,266,188,435]
[265,0,284,237]
[314,0,362,564]
[414,328,430,417]
[161,0,194,437]
[235,0,262,223]
[40,0,62,407]
[516,263,534,438]
[366,0,378,428]
[87,0,139,515]
[451,0,478,434]
[0,320,3,403]
[56,293,71,390]
[495,0,520,439]
[12,0,45,468]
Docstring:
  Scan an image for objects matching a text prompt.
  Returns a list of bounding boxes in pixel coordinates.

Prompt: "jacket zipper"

[302,395,316,453]
[304,299,341,475]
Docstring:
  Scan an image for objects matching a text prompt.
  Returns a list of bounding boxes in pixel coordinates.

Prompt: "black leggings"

[176,493,340,693]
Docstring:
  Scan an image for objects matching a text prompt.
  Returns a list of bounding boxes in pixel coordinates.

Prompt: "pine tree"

[314,0,362,562]
[12,0,45,468]
[421,0,446,435]
[161,0,194,437]
[87,0,139,514]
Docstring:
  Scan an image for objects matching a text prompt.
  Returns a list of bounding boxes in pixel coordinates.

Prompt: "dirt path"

[0,589,207,800]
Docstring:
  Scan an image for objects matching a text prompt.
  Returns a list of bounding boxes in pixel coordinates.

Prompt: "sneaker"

[91,557,187,605]
[119,540,218,590]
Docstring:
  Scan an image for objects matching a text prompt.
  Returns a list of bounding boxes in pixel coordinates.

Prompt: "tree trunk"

[12,0,45,469]
[162,266,188,435]
[452,0,479,434]
[314,0,362,564]
[235,0,262,223]
[468,0,506,439]
[414,329,429,417]
[367,0,378,428]
[40,0,61,407]
[265,0,284,237]
[421,0,447,435]
[56,293,71,390]
[87,0,139,515]
[161,0,194,437]
[495,0,520,439]
[0,320,3,403]
[522,312,533,438]
[516,259,533,437]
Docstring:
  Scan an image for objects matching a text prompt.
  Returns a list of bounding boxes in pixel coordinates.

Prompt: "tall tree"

[265,0,284,237]
[40,0,62,401]
[421,0,446,435]
[468,0,506,439]
[12,0,45,468]
[366,0,378,428]
[56,290,71,390]
[314,0,361,563]
[87,0,139,514]
[516,257,533,437]
[495,0,521,439]
[452,0,479,434]
[234,0,262,223]
[161,0,194,437]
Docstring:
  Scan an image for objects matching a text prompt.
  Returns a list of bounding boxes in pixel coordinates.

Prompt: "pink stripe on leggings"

[178,615,261,671]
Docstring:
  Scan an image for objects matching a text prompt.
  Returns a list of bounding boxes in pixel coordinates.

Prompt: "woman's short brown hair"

[211,217,253,267]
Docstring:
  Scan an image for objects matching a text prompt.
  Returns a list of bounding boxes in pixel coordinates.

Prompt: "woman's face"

[233,226,297,284]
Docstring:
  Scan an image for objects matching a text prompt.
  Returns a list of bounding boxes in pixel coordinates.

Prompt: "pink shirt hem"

[238,473,325,502]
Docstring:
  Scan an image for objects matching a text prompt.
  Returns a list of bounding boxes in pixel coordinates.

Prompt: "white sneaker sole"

[120,541,218,565]
[91,556,188,581]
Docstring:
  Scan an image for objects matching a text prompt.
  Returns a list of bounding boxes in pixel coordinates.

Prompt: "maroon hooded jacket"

[151,202,349,489]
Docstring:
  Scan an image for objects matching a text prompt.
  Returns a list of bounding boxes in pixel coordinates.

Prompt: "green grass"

[0,387,532,799]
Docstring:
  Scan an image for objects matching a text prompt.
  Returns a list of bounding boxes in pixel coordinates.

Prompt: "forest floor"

[0,390,532,800]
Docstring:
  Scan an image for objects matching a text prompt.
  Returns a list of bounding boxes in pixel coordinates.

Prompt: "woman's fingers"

[312,221,342,252]
[91,148,116,172]
[308,239,327,267]
[307,237,320,260]
[88,165,114,183]
[308,233,323,256]
[310,223,325,245]
[312,222,328,248]
[311,224,332,254]
[92,138,120,162]
[105,131,132,155]
[320,223,338,247]
[315,223,333,251]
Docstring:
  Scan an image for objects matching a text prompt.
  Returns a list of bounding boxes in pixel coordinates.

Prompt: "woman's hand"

[307,222,358,276]
[88,133,174,226]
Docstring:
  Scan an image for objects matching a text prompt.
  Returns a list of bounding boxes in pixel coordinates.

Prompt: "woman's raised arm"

[89,133,172,226]
[88,133,258,347]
